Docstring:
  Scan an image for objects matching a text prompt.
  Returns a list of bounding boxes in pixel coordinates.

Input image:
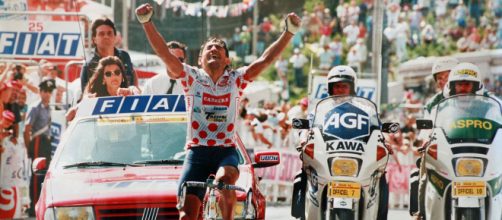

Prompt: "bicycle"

[178,176,247,220]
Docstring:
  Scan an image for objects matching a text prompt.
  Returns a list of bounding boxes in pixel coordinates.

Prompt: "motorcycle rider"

[413,62,498,219]
[293,65,389,219]
[423,57,460,118]
[305,66,358,134]
[326,65,357,96]
[410,57,458,217]
[442,62,491,98]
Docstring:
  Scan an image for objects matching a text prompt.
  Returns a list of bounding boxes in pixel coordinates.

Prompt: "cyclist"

[135,3,301,220]
[410,56,458,217]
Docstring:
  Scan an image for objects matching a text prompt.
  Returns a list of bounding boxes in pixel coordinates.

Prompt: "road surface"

[266,205,412,220]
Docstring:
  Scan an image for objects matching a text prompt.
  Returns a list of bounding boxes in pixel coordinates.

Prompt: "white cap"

[431,57,459,77]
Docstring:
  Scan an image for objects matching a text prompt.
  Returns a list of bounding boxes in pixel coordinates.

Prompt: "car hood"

[45,166,183,207]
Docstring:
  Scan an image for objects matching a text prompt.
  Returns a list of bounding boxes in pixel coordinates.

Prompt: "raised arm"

[244,13,301,81]
[135,4,184,79]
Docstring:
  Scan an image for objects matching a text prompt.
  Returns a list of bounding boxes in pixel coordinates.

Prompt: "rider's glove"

[136,10,154,24]
[284,16,299,35]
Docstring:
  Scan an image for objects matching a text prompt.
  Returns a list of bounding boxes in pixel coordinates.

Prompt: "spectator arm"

[23,124,31,148]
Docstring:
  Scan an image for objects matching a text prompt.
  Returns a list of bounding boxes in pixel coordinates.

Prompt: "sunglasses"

[104,69,122,77]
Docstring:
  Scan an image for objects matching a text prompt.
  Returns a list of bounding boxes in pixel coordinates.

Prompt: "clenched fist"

[135,3,154,24]
[284,13,301,35]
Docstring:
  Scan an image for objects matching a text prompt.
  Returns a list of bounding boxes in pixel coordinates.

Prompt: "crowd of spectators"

[1,1,502,215]
[225,0,502,90]
[237,96,308,151]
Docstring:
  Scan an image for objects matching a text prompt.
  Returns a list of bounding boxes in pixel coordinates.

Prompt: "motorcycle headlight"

[49,206,95,220]
[456,158,484,177]
[331,158,358,177]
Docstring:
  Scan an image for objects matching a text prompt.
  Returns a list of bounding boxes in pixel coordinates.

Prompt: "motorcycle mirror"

[292,118,310,129]
[382,122,400,133]
[416,119,433,130]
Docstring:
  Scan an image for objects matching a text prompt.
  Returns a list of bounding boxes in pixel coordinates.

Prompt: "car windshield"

[54,115,190,169]
[434,95,502,144]
[312,95,381,143]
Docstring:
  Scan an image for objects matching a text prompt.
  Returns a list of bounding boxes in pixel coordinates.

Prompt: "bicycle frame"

[179,179,246,220]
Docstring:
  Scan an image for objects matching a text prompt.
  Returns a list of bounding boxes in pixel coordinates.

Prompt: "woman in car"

[84,56,138,97]
[66,56,138,121]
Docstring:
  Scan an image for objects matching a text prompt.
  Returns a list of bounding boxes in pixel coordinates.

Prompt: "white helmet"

[443,62,484,97]
[327,65,357,95]
[431,57,459,80]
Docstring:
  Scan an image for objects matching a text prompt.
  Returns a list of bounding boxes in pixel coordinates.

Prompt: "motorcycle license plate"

[452,181,486,198]
[327,182,361,199]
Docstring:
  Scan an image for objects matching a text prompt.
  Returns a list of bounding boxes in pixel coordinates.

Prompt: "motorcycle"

[416,94,502,220]
[291,95,396,220]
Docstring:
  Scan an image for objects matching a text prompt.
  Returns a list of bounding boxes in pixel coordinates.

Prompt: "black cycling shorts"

[177,146,240,201]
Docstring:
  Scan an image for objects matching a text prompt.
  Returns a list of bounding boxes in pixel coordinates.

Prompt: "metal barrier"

[254,146,302,204]
[63,60,85,107]
[239,120,302,204]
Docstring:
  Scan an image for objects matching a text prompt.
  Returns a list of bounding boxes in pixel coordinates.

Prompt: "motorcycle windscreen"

[434,95,502,144]
[312,96,381,143]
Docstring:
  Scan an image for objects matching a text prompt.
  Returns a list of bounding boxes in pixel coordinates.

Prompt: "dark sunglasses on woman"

[104,69,122,77]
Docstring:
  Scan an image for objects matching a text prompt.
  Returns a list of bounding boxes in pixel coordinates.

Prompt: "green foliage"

[303,0,324,12]
[407,40,457,60]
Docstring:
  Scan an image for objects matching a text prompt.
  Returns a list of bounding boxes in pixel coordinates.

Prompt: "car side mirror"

[252,151,280,168]
[382,122,400,133]
[416,119,433,130]
[292,118,309,129]
[32,157,47,175]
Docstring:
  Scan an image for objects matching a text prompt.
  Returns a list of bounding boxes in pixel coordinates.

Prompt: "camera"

[14,72,23,80]
[13,65,23,80]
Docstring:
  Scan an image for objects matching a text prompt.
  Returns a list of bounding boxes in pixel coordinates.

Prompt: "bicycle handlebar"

[184,181,246,192]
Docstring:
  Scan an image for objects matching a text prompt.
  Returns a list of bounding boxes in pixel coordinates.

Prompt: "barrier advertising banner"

[0,20,85,59]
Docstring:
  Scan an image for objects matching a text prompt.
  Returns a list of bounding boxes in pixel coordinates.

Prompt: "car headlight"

[216,197,255,219]
[233,201,246,218]
[45,206,95,220]
[44,208,56,220]
[331,158,359,177]
[456,158,484,177]
[244,191,256,219]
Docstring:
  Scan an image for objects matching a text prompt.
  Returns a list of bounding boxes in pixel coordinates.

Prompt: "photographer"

[4,80,23,144]
[13,65,25,81]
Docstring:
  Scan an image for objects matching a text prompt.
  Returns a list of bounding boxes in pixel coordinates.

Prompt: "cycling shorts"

[177,146,240,201]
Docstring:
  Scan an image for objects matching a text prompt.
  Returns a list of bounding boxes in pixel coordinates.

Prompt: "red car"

[34,95,280,219]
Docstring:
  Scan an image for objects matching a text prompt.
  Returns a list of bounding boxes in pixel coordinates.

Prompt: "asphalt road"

[266,205,412,220]
[23,206,410,219]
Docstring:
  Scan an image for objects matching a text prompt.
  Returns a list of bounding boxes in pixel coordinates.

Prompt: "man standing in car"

[136,3,300,220]
[80,17,138,93]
